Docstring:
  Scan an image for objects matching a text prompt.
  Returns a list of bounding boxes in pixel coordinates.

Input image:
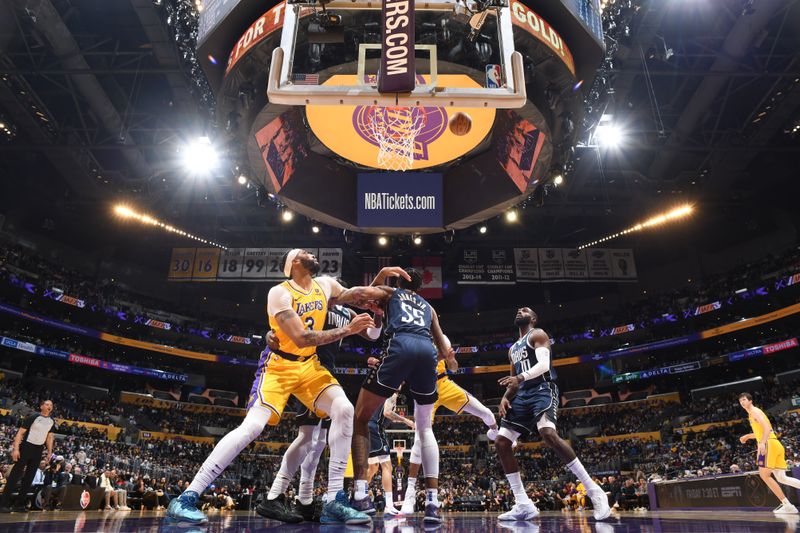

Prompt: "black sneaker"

[295,499,322,522]
[256,494,303,523]
[0,506,10,514]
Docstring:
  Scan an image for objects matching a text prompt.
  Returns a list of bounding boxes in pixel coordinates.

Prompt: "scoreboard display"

[168,247,343,281]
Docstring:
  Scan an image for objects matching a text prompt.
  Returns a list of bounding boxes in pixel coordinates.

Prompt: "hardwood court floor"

[0,509,797,532]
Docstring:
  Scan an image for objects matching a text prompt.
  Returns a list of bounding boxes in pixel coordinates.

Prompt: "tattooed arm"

[273,309,374,348]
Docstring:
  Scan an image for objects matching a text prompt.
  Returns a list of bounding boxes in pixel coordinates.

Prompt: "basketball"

[449,112,472,136]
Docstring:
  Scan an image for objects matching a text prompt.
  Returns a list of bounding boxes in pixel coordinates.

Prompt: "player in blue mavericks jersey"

[345,269,452,524]
[494,307,611,522]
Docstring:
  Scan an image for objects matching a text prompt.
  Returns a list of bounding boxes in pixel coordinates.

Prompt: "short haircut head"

[398,268,423,292]
[739,392,753,402]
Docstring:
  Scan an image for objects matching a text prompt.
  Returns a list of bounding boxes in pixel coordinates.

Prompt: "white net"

[367,106,427,171]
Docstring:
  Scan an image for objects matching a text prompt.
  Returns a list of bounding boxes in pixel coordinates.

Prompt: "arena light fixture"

[182,136,219,174]
[312,225,320,234]
[378,236,388,246]
[479,226,487,234]
[505,210,518,223]
[237,174,247,185]
[281,210,294,222]
[413,235,422,245]
[578,204,694,250]
[553,174,564,186]
[113,204,226,249]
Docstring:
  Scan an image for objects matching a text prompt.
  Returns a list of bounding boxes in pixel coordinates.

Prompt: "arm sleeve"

[519,347,551,382]
[267,285,293,316]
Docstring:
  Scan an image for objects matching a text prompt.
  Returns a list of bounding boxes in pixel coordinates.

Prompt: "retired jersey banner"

[538,248,564,280]
[457,248,515,285]
[609,249,637,279]
[562,249,589,280]
[167,248,342,281]
[413,256,443,299]
[587,249,613,279]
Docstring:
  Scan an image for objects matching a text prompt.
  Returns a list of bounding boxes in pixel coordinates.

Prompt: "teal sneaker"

[165,491,208,525]
[320,490,371,524]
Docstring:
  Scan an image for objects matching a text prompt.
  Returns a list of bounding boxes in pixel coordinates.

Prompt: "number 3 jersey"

[385,288,433,338]
[509,330,556,390]
[267,278,329,358]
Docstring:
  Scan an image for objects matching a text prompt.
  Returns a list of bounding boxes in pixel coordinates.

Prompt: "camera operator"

[0,400,55,513]
[42,458,71,511]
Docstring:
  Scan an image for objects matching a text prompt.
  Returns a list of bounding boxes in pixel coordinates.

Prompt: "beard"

[514,316,531,328]
[300,257,320,275]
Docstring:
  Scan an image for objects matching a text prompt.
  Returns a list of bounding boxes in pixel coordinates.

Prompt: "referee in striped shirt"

[0,400,55,513]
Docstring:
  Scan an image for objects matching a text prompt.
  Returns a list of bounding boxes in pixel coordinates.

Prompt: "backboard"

[267,0,526,108]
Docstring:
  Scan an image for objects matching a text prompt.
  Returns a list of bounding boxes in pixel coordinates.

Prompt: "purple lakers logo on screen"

[353,106,447,161]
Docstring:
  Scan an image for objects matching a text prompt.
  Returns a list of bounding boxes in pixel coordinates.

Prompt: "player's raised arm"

[371,266,412,286]
[330,285,394,309]
[429,308,453,362]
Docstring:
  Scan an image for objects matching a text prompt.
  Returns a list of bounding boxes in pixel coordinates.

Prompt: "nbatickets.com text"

[363,193,436,210]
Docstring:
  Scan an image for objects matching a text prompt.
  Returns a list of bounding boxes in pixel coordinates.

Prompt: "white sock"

[462,395,497,428]
[317,389,353,502]
[267,472,292,500]
[186,405,269,494]
[425,488,438,507]
[506,471,532,505]
[299,426,327,504]
[354,479,369,501]
[404,477,417,501]
[385,491,394,508]
[566,458,597,489]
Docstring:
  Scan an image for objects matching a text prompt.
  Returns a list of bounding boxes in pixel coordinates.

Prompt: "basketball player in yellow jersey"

[738,392,799,515]
[400,335,498,515]
[167,249,408,526]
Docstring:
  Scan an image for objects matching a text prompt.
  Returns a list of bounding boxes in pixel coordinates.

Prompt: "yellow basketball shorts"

[246,351,340,426]
[432,378,470,419]
[757,438,787,470]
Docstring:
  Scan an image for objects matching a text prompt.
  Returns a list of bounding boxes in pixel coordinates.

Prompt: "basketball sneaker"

[587,487,612,521]
[400,498,416,515]
[321,490,371,524]
[384,504,402,517]
[295,498,322,522]
[487,428,499,441]
[165,491,208,525]
[255,494,303,523]
[498,502,539,521]
[774,502,799,515]
[349,494,376,515]
[423,503,442,523]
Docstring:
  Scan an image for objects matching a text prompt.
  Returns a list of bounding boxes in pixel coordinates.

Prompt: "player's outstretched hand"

[266,329,280,351]
[499,397,511,418]
[739,435,749,444]
[372,266,412,285]
[367,357,381,368]
[407,420,416,430]
[347,313,375,334]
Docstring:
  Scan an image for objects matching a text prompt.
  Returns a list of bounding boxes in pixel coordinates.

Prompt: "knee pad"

[414,403,434,430]
[498,427,520,445]
[329,396,354,422]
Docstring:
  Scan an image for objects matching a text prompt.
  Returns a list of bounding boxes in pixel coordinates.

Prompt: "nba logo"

[486,64,502,88]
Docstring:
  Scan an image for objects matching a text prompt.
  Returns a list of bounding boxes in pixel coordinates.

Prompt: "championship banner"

[167,247,343,281]
[379,0,415,93]
[413,256,443,299]
[586,248,613,279]
[514,248,540,282]
[537,248,564,280]
[456,247,515,285]
[562,249,589,280]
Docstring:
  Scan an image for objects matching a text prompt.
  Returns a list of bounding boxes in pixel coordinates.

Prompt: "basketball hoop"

[393,439,407,466]
[366,106,427,172]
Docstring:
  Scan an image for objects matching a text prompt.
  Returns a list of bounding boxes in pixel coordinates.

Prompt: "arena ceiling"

[0,0,799,254]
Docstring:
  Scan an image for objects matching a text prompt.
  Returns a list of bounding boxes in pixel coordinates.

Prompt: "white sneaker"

[498,502,539,521]
[487,428,499,441]
[384,505,401,516]
[400,499,415,515]
[587,487,611,521]
[774,503,799,515]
